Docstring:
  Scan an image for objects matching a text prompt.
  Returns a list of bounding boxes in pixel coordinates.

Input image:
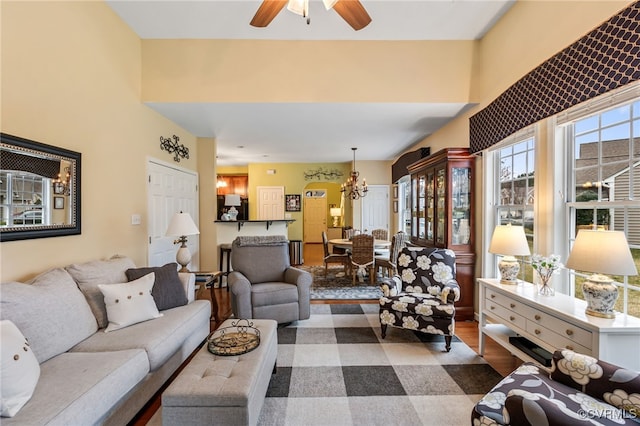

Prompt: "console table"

[477,278,640,371]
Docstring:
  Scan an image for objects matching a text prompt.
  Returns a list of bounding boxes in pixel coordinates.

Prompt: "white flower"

[570,393,626,425]
[513,364,540,375]
[399,295,416,304]
[422,325,444,335]
[405,285,423,294]
[415,304,433,316]
[556,350,602,385]
[604,389,640,417]
[402,316,419,329]
[398,253,412,268]
[416,255,431,270]
[401,268,416,284]
[391,300,408,312]
[431,262,453,283]
[380,310,396,325]
[479,391,507,409]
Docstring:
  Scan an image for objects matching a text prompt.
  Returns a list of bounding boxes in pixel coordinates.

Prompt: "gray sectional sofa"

[0,256,211,425]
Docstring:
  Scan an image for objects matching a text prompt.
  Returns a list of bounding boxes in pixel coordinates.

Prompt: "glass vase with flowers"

[531,254,562,296]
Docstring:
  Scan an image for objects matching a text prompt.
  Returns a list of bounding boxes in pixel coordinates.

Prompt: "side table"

[194,271,222,323]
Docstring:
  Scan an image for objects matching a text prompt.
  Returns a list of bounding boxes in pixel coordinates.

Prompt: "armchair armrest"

[178,272,196,303]
[380,276,402,297]
[503,391,588,426]
[228,271,252,319]
[550,349,640,415]
[284,266,312,288]
[440,279,461,303]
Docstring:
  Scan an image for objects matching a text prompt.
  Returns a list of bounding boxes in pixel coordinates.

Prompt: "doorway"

[257,186,284,219]
[361,185,389,234]
[147,159,199,269]
[303,190,327,243]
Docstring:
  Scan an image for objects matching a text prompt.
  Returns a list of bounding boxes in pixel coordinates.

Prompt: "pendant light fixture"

[341,147,368,200]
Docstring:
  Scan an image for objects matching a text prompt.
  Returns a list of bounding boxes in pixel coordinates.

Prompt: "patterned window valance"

[0,150,60,179]
[470,2,640,154]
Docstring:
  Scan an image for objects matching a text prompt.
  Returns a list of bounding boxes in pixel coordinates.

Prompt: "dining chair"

[371,229,388,240]
[375,231,409,278]
[322,231,350,276]
[350,234,375,284]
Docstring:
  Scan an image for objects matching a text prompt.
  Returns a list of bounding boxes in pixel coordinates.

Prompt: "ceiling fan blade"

[333,0,372,31]
[250,0,288,27]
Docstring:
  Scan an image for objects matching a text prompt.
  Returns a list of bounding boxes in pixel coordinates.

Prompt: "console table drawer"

[485,299,527,330]
[485,288,525,312]
[525,322,592,355]
[523,307,593,348]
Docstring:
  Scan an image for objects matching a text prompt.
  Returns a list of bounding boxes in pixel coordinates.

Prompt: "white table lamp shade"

[330,208,342,217]
[166,212,200,237]
[488,224,530,285]
[224,194,242,206]
[566,230,637,276]
[488,224,531,256]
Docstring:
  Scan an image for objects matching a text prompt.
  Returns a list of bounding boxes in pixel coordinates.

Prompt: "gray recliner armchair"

[228,236,312,324]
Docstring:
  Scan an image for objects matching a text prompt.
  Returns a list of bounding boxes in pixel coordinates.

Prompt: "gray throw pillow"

[125,263,187,311]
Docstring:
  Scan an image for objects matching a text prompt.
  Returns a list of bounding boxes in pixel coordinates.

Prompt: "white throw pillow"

[1,320,40,417]
[98,273,162,332]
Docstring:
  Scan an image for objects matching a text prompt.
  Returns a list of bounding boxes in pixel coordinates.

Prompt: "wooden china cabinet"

[407,148,475,320]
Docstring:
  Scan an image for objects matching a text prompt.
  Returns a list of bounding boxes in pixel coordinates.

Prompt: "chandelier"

[341,147,368,200]
[52,167,71,195]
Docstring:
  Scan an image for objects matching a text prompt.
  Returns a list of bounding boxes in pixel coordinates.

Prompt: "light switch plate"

[131,214,141,225]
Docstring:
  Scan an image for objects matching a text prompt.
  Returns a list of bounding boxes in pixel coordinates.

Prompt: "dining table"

[328,238,391,250]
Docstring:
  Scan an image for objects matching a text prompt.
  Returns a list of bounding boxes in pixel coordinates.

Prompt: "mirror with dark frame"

[0,133,81,241]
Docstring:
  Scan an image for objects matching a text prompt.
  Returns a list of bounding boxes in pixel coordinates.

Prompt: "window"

[0,171,48,226]
[489,136,536,282]
[564,99,640,317]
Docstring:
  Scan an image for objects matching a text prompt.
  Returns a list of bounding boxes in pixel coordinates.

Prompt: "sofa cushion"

[0,349,148,425]
[0,320,40,418]
[0,268,98,363]
[98,273,163,332]
[70,300,210,371]
[67,256,137,328]
[125,263,188,311]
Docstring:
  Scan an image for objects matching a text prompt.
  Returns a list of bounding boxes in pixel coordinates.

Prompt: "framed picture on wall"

[285,194,301,212]
[54,196,64,209]
[393,200,398,213]
[393,185,398,199]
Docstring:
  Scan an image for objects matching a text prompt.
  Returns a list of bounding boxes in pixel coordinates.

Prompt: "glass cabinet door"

[435,168,446,245]
[426,171,434,242]
[451,167,471,245]
[417,174,426,239]
[411,175,418,239]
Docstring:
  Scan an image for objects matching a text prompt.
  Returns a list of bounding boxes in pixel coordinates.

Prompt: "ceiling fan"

[250,0,372,31]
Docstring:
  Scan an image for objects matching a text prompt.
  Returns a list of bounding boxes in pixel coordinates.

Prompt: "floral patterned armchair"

[379,247,460,352]
[472,349,640,425]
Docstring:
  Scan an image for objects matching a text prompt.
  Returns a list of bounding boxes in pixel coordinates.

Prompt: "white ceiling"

[107,0,515,165]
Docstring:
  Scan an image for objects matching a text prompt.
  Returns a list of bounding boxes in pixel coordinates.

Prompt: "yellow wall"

[1,1,197,281]
[141,40,475,103]
[247,162,352,240]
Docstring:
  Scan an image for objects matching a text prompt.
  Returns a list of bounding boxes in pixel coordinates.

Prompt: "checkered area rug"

[257,303,503,426]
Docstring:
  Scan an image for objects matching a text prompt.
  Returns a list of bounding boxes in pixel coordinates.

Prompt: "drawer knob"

[490,306,495,310]
[534,315,541,321]
[490,294,495,299]
[534,329,541,335]
[566,345,574,351]
[510,303,516,308]
[566,329,574,336]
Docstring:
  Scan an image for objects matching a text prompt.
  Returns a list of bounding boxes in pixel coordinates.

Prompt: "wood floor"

[130,242,520,425]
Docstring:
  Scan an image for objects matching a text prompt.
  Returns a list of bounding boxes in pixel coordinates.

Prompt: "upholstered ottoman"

[162,319,277,426]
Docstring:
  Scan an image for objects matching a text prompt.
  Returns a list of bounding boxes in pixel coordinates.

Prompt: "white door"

[147,160,199,269]
[361,185,389,234]
[303,193,327,243]
[257,186,284,219]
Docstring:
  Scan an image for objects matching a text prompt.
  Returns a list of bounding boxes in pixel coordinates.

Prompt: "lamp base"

[227,206,239,221]
[498,256,520,285]
[176,244,192,273]
[583,274,618,318]
[333,217,339,227]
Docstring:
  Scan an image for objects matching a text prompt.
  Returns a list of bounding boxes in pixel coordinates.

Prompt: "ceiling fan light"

[322,0,338,10]
[287,0,308,16]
